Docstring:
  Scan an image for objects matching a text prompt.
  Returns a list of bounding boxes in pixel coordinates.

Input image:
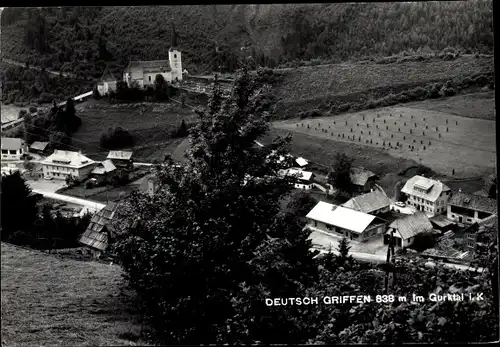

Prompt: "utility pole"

[384,228,396,294]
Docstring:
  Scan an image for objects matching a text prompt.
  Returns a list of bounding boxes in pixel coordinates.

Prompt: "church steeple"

[170,22,178,49]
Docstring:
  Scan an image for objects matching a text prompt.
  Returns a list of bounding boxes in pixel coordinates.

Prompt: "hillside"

[1,243,151,346]
[0,1,493,77]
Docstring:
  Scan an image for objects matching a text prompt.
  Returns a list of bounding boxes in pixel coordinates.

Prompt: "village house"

[306,201,387,242]
[342,189,391,215]
[463,214,497,251]
[89,159,117,184]
[1,137,26,160]
[97,66,118,96]
[295,157,308,168]
[42,150,95,181]
[29,141,50,155]
[384,211,433,248]
[401,175,451,217]
[447,191,497,225]
[107,150,134,169]
[280,168,315,190]
[139,174,161,197]
[350,167,378,193]
[79,202,122,258]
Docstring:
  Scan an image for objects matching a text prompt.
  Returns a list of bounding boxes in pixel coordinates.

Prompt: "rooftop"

[107,150,133,161]
[342,189,391,214]
[29,141,49,151]
[79,202,122,252]
[43,150,94,167]
[281,168,314,181]
[1,137,24,150]
[91,160,117,175]
[401,175,450,202]
[125,60,172,73]
[295,157,308,167]
[306,201,377,234]
[99,66,118,83]
[388,212,433,240]
[448,191,497,214]
[350,167,377,186]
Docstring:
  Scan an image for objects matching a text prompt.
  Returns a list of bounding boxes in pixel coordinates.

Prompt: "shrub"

[100,126,134,149]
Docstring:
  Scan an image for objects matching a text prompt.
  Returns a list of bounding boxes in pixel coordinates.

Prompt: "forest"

[0,1,493,78]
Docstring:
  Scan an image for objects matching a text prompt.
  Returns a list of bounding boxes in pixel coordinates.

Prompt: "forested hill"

[0,1,493,78]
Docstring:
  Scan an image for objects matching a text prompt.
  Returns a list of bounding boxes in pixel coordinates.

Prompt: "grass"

[1,242,152,346]
[72,99,197,161]
[275,55,493,103]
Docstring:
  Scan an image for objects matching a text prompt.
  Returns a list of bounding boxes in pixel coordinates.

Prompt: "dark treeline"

[0,2,493,77]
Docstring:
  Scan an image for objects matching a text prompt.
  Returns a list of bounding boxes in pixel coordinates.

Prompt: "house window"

[1,150,7,154]
[352,234,359,239]
[9,150,16,154]
[326,224,333,231]
[148,76,151,82]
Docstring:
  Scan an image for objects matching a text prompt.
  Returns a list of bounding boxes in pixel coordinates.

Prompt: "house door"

[459,216,463,223]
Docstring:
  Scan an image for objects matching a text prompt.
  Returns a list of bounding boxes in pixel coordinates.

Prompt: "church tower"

[168,23,182,82]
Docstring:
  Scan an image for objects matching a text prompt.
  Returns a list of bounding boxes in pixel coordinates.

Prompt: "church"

[96,24,185,96]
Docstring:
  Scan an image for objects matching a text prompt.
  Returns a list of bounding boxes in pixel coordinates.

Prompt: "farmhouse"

[97,66,118,96]
[1,137,26,160]
[107,150,133,168]
[306,201,387,242]
[280,168,315,190]
[447,191,497,225]
[29,141,50,155]
[350,167,378,193]
[42,150,95,181]
[89,159,117,184]
[385,211,433,248]
[79,202,122,258]
[401,175,451,217]
[342,189,391,215]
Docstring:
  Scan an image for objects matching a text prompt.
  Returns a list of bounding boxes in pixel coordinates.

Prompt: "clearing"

[72,99,196,162]
[1,242,151,346]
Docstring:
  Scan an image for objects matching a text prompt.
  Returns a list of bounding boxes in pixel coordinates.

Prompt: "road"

[32,190,105,213]
[2,58,76,78]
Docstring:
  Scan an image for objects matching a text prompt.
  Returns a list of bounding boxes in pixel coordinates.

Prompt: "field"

[275,56,493,104]
[1,242,151,346]
[73,99,197,161]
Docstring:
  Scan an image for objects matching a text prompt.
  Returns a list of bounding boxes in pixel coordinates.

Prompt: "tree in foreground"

[1,171,38,240]
[112,66,319,344]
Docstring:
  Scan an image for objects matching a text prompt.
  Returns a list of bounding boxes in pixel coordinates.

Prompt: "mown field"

[1,242,151,346]
[72,99,196,161]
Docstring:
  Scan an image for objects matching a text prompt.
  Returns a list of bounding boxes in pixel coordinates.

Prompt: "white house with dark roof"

[385,211,433,248]
[342,189,391,215]
[42,150,95,180]
[1,137,25,160]
[97,66,118,96]
[447,191,497,225]
[401,175,451,217]
[350,167,378,193]
[306,201,387,242]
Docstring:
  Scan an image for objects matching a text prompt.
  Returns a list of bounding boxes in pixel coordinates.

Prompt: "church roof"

[99,66,117,83]
[125,60,172,73]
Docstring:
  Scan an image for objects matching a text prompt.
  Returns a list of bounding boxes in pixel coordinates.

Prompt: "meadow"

[72,100,196,161]
[1,242,151,346]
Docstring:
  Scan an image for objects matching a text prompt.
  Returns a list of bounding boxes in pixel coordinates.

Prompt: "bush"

[409,232,436,252]
[100,126,134,149]
[29,106,38,114]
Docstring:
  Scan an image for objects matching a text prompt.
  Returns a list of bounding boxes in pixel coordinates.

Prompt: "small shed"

[78,202,121,258]
[29,141,50,154]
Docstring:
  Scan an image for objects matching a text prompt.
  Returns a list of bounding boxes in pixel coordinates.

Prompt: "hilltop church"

[97,24,185,96]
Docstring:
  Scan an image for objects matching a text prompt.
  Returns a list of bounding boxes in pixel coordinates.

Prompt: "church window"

[148,76,151,82]
[174,54,177,59]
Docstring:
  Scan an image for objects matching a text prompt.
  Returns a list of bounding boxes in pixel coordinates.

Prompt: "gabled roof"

[280,168,314,181]
[125,60,172,73]
[478,214,498,227]
[388,212,433,240]
[350,167,377,186]
[79,202,122,252]
[342,189,391,214]
[429,214,455,228]
[29,141,49,151]
[1,137,24,150]
[107,150,133,160]
[43,150,94,168]
[448,191,497,214]
[91,159,116,175]
[306,201,377,234]
[295,157,308,167]
[99,66,117,83]
[401,175,450,202]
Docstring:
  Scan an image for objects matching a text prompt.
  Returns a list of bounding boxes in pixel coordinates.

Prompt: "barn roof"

[107,150,133,160]
[78,202,122,252]
[29,141,49,151]
[1,137,24,150]
[388,212,433,240]
[306,201,377,234]
[350,167,377,186]
[91,159,116,175]
[401,175,450,202]
[448,191,497,214]
[342,189,391,214]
